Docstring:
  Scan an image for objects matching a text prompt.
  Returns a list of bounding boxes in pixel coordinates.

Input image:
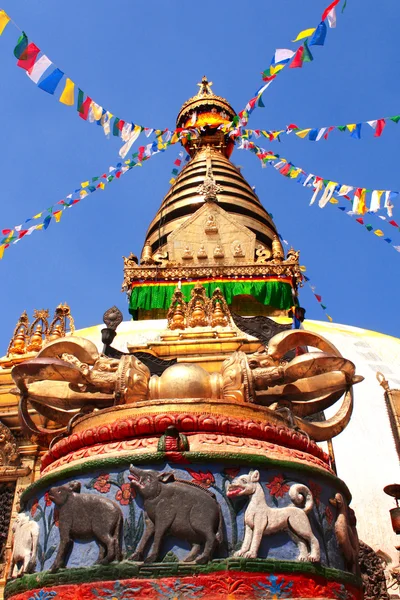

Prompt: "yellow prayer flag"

[53,211,62,223]
[33,213,42,219]
[374,229,384,237]
[59,78,75,106]
[91,102,103,121]
[170,133,179,145]
[289,168,301,178]
[80,190,88,198]
[81,181,89,188]
[273,130,284,139]
[36,224,44,230]
[0,10,10,35]
[292,28,316,42]
[296,129,311,138]
[99,182,105,190]
[359,189,367,214]
[0,245,4,260]
[169,178,176,184]
[327,315,333,323]
[300,265,307,272]
[270,64,286,75]
[346,124,356,132]
[329,198,339,204]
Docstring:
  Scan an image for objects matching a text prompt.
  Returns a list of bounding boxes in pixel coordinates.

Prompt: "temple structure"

[0,79,399,600]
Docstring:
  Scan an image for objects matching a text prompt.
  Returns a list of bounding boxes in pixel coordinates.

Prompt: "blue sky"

[0,0,399,353]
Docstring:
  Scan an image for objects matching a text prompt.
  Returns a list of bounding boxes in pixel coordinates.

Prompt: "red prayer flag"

[18,230,28,239]
[374,119,386,137]
[280,164,291,176]
[356,218,364,224]
[79,96,92,120]
[290,46,304,69]
[315,294,322,303]
[17,43,40,71]
[2,229,11,235]
[174,159,182,166]
[389,220,399,227]
[324,126,335,140]
[117,119,125,131]
[322,0,340,21]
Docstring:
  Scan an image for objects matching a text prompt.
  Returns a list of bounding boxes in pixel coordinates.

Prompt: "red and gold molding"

[40,432,333,476]
[6,571,363,600]
[40,413,330,473]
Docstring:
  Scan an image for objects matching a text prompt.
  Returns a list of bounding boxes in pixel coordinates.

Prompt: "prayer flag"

[0,10,10,35]
[27,55,52,84]
[271,49,295,65]
[78,96,92,120]
[390,115,400,124]
[370,190,383,211]
[327,7,337,28]
[292,28,316,42]
[303,40,314,63]
[296,129,311,138]
[327,315,333,322]
[375,119,386,137]
[308,129,318,141]
[374,230,384,237]
[0,245,4,260]
[309,21,327,46]
[59,78,75,105]
[322,0,340,22]
[350,123,362,139]
[17,43,40,71]
[290,46,304,68]
[77,88,84,112]
[315,295,322,303]
[38,68,64,94]
[14,32,28,59]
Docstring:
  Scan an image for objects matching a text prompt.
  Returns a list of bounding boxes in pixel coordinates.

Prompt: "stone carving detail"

[10,513,39,578]
[232,241,245,258]
[197,244,208,259]
[196,167,223,201]
[227,470,320,562]
[0,422,20,467]
[255,244,272,263]
[358,540,390,600]
[182,245,194,260]
[128,466,223,564]
[213,244,224,258]
[205,214,218,233]
[330,493,360,575]
[48,481,123,572]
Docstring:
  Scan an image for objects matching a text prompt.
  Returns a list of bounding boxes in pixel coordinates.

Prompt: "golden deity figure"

[182,244,193,260]
[167,289,187,330]
[233,241,245,258]
[205,214,218,233]
[26,324,44,353]
[7,311,30,356]
[197,244,208,259]
[213,244,224,258]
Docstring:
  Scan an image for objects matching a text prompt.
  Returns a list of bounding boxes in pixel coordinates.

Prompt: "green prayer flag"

[321,304,327,310]
[232,116,239,126]
[342,0,347,12]
[365,225,373,231]
[303,40,314,63]
[92,176,99,182]
[258,95,265,108]
[113,118,121,136]
[390,115,400,124]
[337,126,347,132]
[14,32,28,59]
[77,88,84,112]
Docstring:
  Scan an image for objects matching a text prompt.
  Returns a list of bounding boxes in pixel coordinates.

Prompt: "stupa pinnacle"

[123,79,302,320]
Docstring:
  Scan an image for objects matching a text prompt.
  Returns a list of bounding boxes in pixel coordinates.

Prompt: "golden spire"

[196,76,214,97]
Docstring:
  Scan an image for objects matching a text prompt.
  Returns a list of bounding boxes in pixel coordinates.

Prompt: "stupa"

[1,79,399,600]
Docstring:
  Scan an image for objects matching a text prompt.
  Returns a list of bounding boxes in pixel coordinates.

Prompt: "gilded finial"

[197,76,214,97]
[272,235,284,261]
[140,240,155,265]
[7,310,30,356]
[210,288,230,327]
[167,288,187,330]
[48,303,75,341]
[26,309,49,353]
[188,284,209,327]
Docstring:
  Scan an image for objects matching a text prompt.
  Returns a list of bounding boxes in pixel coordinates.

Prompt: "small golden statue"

[213,244,225,258]
[27,324,44,353]
[210,288,230,327]
[205,214,218,233]
[26,309,49,353]
[48,303,75,342]
[197,244,208,259]
[182,245,193,260]
[233,242,245,258]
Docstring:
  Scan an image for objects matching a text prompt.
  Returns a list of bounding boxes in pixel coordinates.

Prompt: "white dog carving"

[227,470,320,562]
[10,513,39,578]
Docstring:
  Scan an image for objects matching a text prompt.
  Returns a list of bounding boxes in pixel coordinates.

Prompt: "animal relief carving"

[227,470,320,562]
[48,481,123,572]
[128,466,223,564]
[10,513,39,578]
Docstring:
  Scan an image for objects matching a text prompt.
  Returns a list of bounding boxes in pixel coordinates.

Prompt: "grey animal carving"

[128,466,223,564]
[48,481,123,572]
[10,513,39,578]
[227,470,320,562]
[330,493,360,575]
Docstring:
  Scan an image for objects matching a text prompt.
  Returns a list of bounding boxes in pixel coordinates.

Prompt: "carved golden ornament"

[255,245,272,264]
[205,214,218,233]
[286,247,300,263]
[187,284,209,327]
[140,240,155,265]
[210,288,230,328]
[48,303,75,341]
[182,245,193,260]
[7,311,30,356]
[176,76,236,128]
[272,235,284,261]
[213,244,225,259]
[233,242,245,258]
[0,421,21,466]
[167,288,187,330]
[197,167,224,201]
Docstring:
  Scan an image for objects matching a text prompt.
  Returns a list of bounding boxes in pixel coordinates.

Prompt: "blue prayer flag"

[350,124,362,139]
[38,68,64,95]
[309,22,327,46]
